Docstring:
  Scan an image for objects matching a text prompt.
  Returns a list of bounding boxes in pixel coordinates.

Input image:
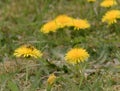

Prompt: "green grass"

[0,0,120,91]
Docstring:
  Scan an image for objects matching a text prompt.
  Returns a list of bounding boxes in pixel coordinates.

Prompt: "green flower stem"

[75,62,87,88]
[47,84,52,91]
[79,72,84,88]
[25,63,29,84]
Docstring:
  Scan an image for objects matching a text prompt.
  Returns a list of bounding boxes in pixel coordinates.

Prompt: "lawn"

[0,0,120,91]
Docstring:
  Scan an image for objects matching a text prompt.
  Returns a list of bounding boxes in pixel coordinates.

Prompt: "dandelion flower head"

[54,15,73,27]
[100,0,117,8]
[47,73,56,85]
[14,44,43,58]
[72,19,90,30]
[40,20,59,33]
[65,48,89,64]
[102,10,120,25]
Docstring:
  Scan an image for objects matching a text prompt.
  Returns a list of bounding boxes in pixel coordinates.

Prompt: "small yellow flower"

[102,10,120,25]
[47,73,56,85]
[87,0,96,3]
[54,15,73,27]
[40,20,59,33]
[72,19,90,30]
[65,48,89,64]
[100,0,117,8]
[14,45,42,58]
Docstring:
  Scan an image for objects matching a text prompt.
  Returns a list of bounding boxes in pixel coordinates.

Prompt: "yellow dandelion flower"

[40,20,59,33]
[47,73,56,85]
[72,19,90,30]
[14,45,43,58]
[102,10,120,25]
[54,15,73,27]
[65,48,89,64]
[87,0,96,3]
[100,0,117,8]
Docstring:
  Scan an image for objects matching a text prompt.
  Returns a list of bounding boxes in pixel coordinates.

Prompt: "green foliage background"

[0,0,120,91]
